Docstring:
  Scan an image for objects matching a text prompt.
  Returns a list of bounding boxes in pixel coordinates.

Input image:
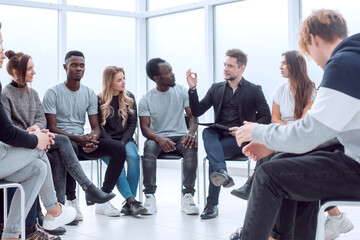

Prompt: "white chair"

[0,180,26,240]
[315,198,360,240]
[203,155,251,205]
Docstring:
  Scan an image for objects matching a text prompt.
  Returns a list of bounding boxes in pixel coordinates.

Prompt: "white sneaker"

[65,199,83,221]
[95,201,120,217]
[181,193,199,215]
[143,194,157,215]
[325,213,354,240]
[43,204,76,231]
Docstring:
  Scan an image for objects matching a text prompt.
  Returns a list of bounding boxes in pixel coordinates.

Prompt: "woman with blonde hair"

[97,66,147,216]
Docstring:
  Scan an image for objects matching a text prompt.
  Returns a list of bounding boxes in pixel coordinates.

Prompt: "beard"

[225,76,236,81]
[74,78,81,81]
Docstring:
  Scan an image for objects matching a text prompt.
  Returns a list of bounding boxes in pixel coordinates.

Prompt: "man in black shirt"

[186,49,271,219]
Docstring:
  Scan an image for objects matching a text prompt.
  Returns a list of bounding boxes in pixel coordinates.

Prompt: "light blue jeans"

[101,141,139,200]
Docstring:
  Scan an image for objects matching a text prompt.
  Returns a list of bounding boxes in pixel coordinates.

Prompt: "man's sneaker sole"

[210,173,235,188]
[141,206,157,215]
[95,210,120,217]
[182,209,199,215]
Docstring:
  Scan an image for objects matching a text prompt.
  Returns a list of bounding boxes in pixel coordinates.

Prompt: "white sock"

[328,213,343,219]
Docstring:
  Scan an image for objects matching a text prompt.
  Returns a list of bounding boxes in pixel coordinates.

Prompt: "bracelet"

[190,85,196,90]
[187,133,196,139]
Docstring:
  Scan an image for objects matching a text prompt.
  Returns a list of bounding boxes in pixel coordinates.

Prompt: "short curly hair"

[146,58,165,81]
[299,9,348,55]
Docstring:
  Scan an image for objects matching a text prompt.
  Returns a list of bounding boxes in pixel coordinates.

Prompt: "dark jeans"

[46,134,94,204]
[240,147,360,240]
[203,128,245,205]
[142,136,198,195]
[66,138,126,196]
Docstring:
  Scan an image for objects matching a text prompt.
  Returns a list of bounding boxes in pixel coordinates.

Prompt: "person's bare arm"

[139,116,176,152]
[271,101,287,125]
[182,107,197,149]
[45,113,95,148]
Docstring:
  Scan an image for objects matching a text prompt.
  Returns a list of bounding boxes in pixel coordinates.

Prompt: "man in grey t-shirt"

[43,51,126,221]
[139,58,198,215]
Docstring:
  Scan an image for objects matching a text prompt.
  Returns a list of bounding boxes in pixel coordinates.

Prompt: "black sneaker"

[129,200,148,216]
[120,202,131,216]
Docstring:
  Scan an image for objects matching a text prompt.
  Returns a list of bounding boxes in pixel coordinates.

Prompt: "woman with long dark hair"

[272,50,316,125]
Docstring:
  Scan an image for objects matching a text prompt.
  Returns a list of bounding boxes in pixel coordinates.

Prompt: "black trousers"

[241,145,360,240]
[66,138,126,198]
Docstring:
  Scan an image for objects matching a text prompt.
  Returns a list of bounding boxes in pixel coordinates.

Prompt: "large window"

[147,9,205,98]
[0,5,58,99]
[148,0,202,11]
[67,12,136,95]
[214,0,288,107]
[67,0,135,12]
[302,0,360,87]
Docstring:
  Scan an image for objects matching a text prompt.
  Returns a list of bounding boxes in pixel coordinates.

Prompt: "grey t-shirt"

[138,84,188,137]
[42,82,98,135]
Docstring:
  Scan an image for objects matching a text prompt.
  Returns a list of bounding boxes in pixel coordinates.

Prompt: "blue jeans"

[101,141,140,200]
[203,128,245,205]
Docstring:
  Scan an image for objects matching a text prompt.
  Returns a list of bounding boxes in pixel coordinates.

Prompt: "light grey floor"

[58,162,360,240]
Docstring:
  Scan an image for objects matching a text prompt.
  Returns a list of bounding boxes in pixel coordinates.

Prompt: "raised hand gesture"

[186,69,197,89]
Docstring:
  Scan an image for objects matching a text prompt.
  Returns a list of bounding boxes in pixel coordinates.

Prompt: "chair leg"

[180,158,184,203]
[19,185,26,240]
[97,159,102,188]
[247,158,251,178]
[4,187,8,224]
[203,157,207,206]
[139,156,144,203]
[316,201,325,240]
[2,183,26,240]
[197,159,200,204]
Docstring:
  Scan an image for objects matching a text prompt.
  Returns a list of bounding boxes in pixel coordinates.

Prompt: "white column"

[288,0,301,50]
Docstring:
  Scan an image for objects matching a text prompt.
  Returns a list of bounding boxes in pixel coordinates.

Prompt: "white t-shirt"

[138,84,188,137]
[272,82,316,123]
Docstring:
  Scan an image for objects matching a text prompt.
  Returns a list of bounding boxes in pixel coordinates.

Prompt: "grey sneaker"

[65,199,83,221]
[181,193,199,215]
[142,194,157,215]
[95,201,120,217]
[325,213,354,240]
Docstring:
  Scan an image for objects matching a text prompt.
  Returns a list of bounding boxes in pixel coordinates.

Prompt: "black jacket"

[189,78,271,126]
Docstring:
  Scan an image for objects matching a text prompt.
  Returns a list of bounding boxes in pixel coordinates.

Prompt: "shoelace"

[34,223,50,240]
